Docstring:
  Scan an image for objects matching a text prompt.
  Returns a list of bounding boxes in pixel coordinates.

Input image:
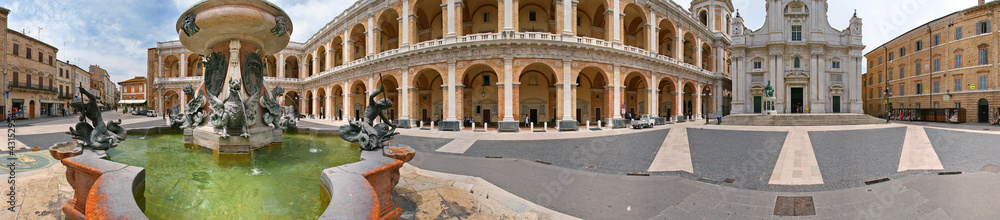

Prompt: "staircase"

[720,113,886,126]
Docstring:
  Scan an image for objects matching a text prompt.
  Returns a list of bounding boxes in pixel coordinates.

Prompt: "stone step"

[719,114,885,126]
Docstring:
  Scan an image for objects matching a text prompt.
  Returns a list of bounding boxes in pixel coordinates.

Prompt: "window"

[888,70,893,80]
[934,81,939,93]
[869,90,873,99]
[483,75,491,86]
[26,48,32,59]
[49,56,53,65]
[12,44,18,55]
[935,103,939,108]
[791,26,802,41]
[916,83,922,94]
[900,47,906,56]
[934,59,940,72]
[483,12,490,23]
[899,67,904,79]
[956,102,961,108]
[981,75,988,90]
[878,57,882,64]
[577,16,580,26]
[38,52,42,62]
[900,85,904,95]
[529,11,537,22]
[833,61,841,69]
[977,20,991,34]
[869,76,872,85]
[13,72,18,84]
[889,52,894,60]
[955,78,962,91]
[955,54,962,68]
[915,63,922,75]
[753,61,762,69]
[794,56,801,68]
[869,61,873,68]
[956,27,962,40]
[916,103,921,108]
[916,41,923,51]
[934,34,940,46]
[878,74,882,83]
[980,48,988,65]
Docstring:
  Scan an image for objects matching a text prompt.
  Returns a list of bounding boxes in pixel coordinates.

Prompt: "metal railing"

[10,82,57,93]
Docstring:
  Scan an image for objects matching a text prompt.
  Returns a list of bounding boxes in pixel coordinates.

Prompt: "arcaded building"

[149,0,733,131]
[863,0,1000,123]
[730,0,865,114]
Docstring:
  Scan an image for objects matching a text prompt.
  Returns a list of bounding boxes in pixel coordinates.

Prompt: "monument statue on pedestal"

[763,80,777,115]
[764,80,774,98]
[340,81,398,151]
[68,86,127,155]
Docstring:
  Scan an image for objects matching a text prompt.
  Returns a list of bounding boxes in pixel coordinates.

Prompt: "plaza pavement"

[3,114,999,219]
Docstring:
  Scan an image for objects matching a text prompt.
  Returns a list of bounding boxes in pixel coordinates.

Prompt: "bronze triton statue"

[340,79,398,151]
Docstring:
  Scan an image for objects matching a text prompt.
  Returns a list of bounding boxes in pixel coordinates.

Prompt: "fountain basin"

[176,0,291,55]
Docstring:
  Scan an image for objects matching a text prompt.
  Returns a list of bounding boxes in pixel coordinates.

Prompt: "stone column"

[278,53,285,78]
[562,59,573,120]
[343,82,351,120]
[446,61,457,121]
[503,58,514,121]
[649,22,658,53]
[179,53,187,77]
[300,93,307,115]
[365,13,378,55]
[312,89,319,116]
[694,82,702,119]
[732,56,743,113]
[312,54,320,76]
[560,0,573,37]
[651,73,657,116]
[401,68,410,120]
[300,63,307,79]
[776,54,785,112]
[157,54,163,78]
[325,42,333,70]
[613,65,622,118]
[501,0,514,34]
[612,0,621,45]
[408,14,418,45]
[817,53,827,112]
[401,0,411,47]
[675,31,683,61]
[326,86,333,119]
[446,0,457,40]
[453,1,464,37]
[850,56,863,113]
[605,10,614,41]
[809,53,817,112]
[180,89,187,113]
[695,38,703,69]
[674,80,683,120]
[344,30,353,62]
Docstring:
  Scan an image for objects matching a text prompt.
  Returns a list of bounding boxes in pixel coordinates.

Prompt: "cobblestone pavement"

[4,116,1000,219]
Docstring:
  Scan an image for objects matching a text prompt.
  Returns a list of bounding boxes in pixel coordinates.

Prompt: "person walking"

[524,114,530,127]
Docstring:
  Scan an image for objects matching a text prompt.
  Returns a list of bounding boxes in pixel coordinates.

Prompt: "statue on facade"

[764,80,774,98]
[339,82,398,151]
[68,86,127,153]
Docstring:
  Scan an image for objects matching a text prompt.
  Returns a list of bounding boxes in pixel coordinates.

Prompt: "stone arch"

[682,81,697,117]
[698,9,708,27]
[316,45,327,72]
[304,54,314,77]
[658,19,677,58]
[163,90,181,115]
[518,0,556,33]
[377,8,401,52]
[331,36,344,66]
[465,1,499,34]
[518,63,557,126]
[331,84,345,120]
[577,66,609,123]
[349,23,368,61]
[462,64,500,124]
[576,0,609,41]
[163,55,180,77]
[413,68,443,124]
[413,0,444,42]
[304,90,314,115]
[265,54,278,77]
[622,3,647,50]
[349,80,369,120]
[683,32,697,65]
[186,54,203,77]
[657,76,677,117]
[702,43,714,71]
[622,71,648,116]
[283,90,300,113]
[377,72,401,121]
[284,55,300,78]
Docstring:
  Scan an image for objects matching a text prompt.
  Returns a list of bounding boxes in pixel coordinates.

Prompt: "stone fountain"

[49,1,416,219]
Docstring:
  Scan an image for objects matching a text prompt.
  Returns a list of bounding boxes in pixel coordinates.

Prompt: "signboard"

[970,84,976,90]
[924,88,929,94]
[804,106,809,111]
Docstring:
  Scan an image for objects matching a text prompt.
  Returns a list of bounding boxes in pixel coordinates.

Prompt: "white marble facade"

[730,0,864,114]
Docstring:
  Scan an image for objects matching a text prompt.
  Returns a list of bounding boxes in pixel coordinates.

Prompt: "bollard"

[586,121,590,130]
[484,123,488,131]
[598,120,602,128]
[530,122,534,131]
[472,122,476,131]
[431,121,435,130]
[544,122,548,130]
[420,121,424,128]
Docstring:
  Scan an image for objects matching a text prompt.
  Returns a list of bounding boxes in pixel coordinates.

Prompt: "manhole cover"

[981,164,1000,173]
[774,196,815,216]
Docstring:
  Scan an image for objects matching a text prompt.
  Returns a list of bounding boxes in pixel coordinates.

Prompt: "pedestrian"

[524,114,530,127]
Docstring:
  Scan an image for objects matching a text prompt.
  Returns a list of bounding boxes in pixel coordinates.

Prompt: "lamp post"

[884,88,891,123]
[705,89,712,124]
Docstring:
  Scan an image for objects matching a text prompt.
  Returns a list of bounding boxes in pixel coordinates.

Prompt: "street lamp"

[884,87,892,123]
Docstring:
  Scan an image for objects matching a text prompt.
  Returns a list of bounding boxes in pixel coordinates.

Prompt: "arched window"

[699,11,708,26]
[794,56,801,68]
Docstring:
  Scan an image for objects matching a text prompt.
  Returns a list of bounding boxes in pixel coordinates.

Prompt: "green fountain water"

[108,133,360,220]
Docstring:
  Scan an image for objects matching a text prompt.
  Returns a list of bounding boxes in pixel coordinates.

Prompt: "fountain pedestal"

[188,126,282,153]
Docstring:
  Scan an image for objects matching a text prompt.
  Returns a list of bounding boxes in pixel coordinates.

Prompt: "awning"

[118,99,147,104]
[40,100,63,104]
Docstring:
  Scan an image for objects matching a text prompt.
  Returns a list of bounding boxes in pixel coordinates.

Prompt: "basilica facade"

[730,0,864,114]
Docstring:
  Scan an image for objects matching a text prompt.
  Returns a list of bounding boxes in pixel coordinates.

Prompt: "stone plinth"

[558,120,579,131]
[189,126,282,154]
[319,145,416,220]
[438,120,460,131]
[394,119,413,129]
[497,121,520,132]
[612,118,630,129]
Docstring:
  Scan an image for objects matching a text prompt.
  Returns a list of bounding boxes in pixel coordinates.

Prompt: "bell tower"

[690,0,735,36]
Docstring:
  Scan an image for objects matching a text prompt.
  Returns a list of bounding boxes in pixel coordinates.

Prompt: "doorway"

[338,109,343,120]
[595,108,602,123]
[482,109,491,124]
[422,108,428,123]
[576,108,582,122]
[355,109,360,121]
[753,96,762,113]
[979,98,989,122]
[790,88,803,113]
[529,109,538,125]
[29,100,35,118]
[832,96,841,113]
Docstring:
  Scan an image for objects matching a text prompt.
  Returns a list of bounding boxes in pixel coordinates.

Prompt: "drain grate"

[627,172,650,176]
[981,164,1000,173]
[773,196,815,216]
[534,160,552,165]
[938,171,962,175]
[864,177,891,185]
[722,178,736,183]
[485,156,503,159]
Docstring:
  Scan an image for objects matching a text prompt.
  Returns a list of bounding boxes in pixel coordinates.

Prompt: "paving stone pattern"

[687,128,786,191]
[810,127,908,190]
[925,127,1000,174]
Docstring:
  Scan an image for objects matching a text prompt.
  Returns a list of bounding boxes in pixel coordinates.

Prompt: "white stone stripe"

[898,126,944,172]
[768,130,823,185]
[647,127,693,173]
[435,137,477,154]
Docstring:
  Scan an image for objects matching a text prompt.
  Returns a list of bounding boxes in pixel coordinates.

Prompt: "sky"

[1,0,986,84]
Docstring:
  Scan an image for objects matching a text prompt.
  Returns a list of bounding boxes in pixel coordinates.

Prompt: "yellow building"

[3,7,63,119]
[863,1,1000,123]
[150,0,735,131]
